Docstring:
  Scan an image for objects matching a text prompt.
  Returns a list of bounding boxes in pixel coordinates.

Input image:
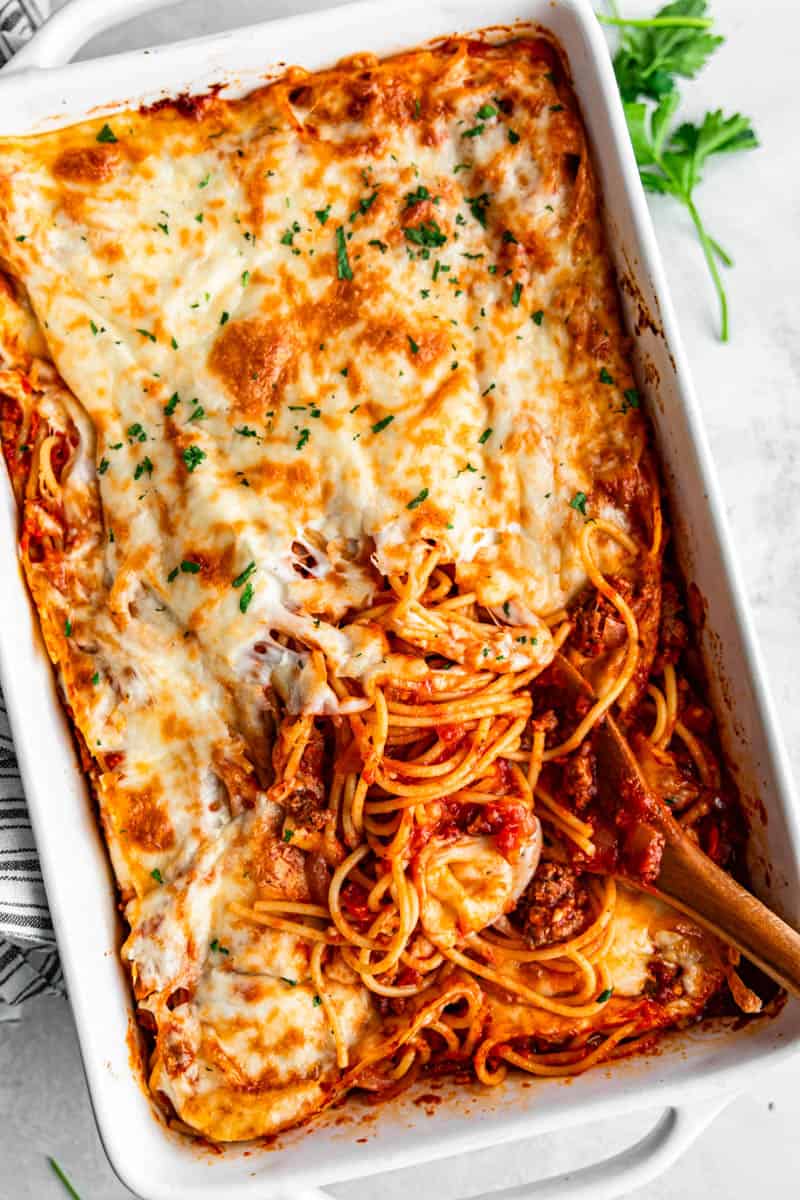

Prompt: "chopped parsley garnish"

[532,309,544,326]
[283,828,294,843]
[241,270,250,287]
[511,282,523,307]
[182,445,206,472]
[91,672,100,686]
[210,939,229,954]
[407,487,429,510]
[64,618,72,637]
[98,458,110,475]
[503,601,511,616]
[157,222,169,235]
[281,221,301,246]
[372,415,395,434]
[151,868,163,884]
[502,230,518,244]
[232,561,256,588]
[405,184,431,207]
[296,428,310,451]
[127,423,147,442]
[476,102,498,119]
[407,335,420,355]
[180,560,201,574]
[404,221,447,248]
[164,392,180,416]
[508,128,520,144]
[280,976,297,987]
[134,456,153,480]
[462,124,486,138]
[550,104,565,113]
[351,190,379,221]
[368,238,387,253]
[189,405,205,422]
[198,173,211,188]
[14,234,27,243]
[194,212,204,223]
[96,123,118,143]
[622,388,641,411]
[597,987,614,1003]
[235,425,257,436]
[599,367,614,384]
[467,193,491,227]
[167,567,179,582]
[239,581,254,613]
[335,226,353,280]
[478,428,493,444]
[219,311,229,326]
[136,329,156,342]
[171,336,179,350]
[89,320,99,335]
[570,491,588,516]
[453,162,471,173]
[315,205,331,225]
[313,994,322,1006]
[412,98,421,120]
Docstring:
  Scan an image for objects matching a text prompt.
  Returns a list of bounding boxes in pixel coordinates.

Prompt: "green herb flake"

[219,311,229,326]
[164,392,180,416]
[296,429,310,451]
[335,225,353,280]
[408,335,420,355]
[313,994,322,1006]
[478,428,492,445]
[407,487,429,510]
[597,987,614,1003]
[136,328,156,342]
[91,672,100,686]
[235,425,257,437]
[167,567,179,583]
[532,309,544,326]
[476,103,498,120]
[511,281,523,307]
[467,192,491,228]
[280,976,297,987]
[372,415,395,434]
[182,445,207,472]
[315,205,331,225]
[622,387,641,411]
[96,123,118,144]
[151,868,163,884]
[508,128,520,144]
[64,618,72,637]
[134,455,153,480]
[404,221,447,248]
[98,457,110,475]
[180,560,201,574]
[570,491,588,516]
[462,124,486,138]
[599,367,614,384]
[232,561,256,588]
[239,581,254,613]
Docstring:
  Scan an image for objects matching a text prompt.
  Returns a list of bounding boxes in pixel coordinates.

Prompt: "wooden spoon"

[553,652,800,998]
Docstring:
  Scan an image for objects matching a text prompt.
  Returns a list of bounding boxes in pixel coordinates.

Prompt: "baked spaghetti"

[0,32,761,1141]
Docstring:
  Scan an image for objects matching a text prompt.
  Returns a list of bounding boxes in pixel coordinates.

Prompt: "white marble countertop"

[2,0,799,1196]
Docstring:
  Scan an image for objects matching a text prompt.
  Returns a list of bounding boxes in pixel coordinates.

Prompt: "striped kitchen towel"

[0,0,63,1016]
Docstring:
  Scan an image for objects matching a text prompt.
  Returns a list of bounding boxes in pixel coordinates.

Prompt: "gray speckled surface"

[2,1,800,1197]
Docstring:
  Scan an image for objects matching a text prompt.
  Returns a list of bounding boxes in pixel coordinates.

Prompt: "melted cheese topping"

[0,35,698,1142]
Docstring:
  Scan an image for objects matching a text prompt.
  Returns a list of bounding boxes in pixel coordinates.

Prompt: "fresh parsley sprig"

[600,1,758,341]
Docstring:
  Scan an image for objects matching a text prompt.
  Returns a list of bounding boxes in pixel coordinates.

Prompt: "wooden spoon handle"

[655,827,800,998]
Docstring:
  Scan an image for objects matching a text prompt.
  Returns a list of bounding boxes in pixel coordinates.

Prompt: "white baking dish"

[2,1,800,1198]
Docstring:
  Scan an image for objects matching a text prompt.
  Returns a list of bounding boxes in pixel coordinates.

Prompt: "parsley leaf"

[478,428,493,444]
[603,0,723,103]
[232,561,256,588]
[570,491,588,516]
[408,335,420,355]
[467,193,491,228]
[239,581,254,613]
[404,221,447,248]
[603,3,757,341]
[623,90,756,340]
[372,415,395,434]
[96,123,118,143]
[182,445,206,472]
[335,226,353,280]
[151,868,163,884]
[407,487,429,510]
[597,986,614,1003]
[315,205,331,225]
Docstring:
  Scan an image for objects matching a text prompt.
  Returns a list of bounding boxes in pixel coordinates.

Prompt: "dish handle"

[286,1096,730,1200]
[3,0,187,71]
